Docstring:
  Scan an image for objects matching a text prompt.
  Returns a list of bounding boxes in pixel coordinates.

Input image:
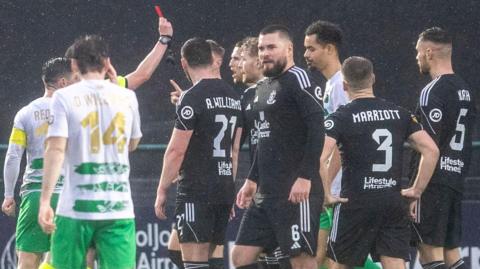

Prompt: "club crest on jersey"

[429,108,442,122]
[314,86,323,100]
[267,90,276,104]
[324,119,334,130]
[180,106,194,120]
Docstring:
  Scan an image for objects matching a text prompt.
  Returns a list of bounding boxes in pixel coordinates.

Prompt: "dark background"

[1,0,479,202]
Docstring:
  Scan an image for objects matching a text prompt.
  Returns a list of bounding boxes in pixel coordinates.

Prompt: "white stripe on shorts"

[299,200,311,232]
[330,203,341,242]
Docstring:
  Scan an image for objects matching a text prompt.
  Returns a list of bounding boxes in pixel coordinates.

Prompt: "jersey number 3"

[372,129,393,172]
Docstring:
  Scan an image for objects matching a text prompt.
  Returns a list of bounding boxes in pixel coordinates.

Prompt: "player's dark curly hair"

[41,57,71,85]
[65,34,110,74]
[305,20,343,49]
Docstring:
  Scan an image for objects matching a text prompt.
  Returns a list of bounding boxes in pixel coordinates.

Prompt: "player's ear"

[255,57,262,68]
[71,59,80,75]
[288,41,294,55]
[425,48,433,60]
[343,80,349,92]
[326,43,335,55]
[57,77,67,88]
[371,74,376,86]
[181,58,188,71]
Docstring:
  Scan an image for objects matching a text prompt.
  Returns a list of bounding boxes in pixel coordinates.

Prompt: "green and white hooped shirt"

[4,97,64,197]
[48,79,142,220]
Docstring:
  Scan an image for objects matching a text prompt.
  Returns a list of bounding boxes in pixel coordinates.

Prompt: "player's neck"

[44,89,54,98]
[189,69,218,84]
[348,89,375,100]
[246,75,265,87]
[81,72,107,81]
[281,60,295,74]
[429,62,454,79]
[321,59,341,80]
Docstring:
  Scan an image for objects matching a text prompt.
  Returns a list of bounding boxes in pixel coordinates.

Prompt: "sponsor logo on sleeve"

[324,119,334,130]
[180,106,194,120]
[314,86,323,100]
[429,108,442,122]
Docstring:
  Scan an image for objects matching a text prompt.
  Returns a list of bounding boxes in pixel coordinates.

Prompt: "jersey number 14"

[81,111,127,153]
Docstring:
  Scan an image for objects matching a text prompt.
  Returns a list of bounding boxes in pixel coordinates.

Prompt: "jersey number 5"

[372,129,393,172]
[213,115,237,157]
[450,108,468,151]
[81,111,127,154]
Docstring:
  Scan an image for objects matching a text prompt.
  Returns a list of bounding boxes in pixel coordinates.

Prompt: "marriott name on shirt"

[352,109,400,123]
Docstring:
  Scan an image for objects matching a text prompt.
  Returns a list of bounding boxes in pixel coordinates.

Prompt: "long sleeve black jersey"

[240,83,261,162]
[247,66,325,199]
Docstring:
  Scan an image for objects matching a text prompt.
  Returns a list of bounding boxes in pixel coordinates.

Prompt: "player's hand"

[409,200,418,221]
[159,17,173,37]
[155,188,168,220]
[106,62,118,85]
[323,194,348,206]
[401,187,422,200]
[38,203,56,234]
[236,179,257,209]
[170,79,183,105]
[288,177,311,204]
[2,198,16,217]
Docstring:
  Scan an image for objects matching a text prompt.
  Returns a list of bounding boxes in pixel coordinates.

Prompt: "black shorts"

[412,184,462,248]
[174,200,230,245]
[327,193,410,267]
[235,196,321,257]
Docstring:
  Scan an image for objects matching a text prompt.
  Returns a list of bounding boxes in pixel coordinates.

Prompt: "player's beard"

[418,56,430,75]
[262,57,287,77]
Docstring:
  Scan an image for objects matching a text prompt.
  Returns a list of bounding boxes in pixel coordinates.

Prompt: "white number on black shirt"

[213,115,237,157]
[449,108,468,151]
[372,129,392,172]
